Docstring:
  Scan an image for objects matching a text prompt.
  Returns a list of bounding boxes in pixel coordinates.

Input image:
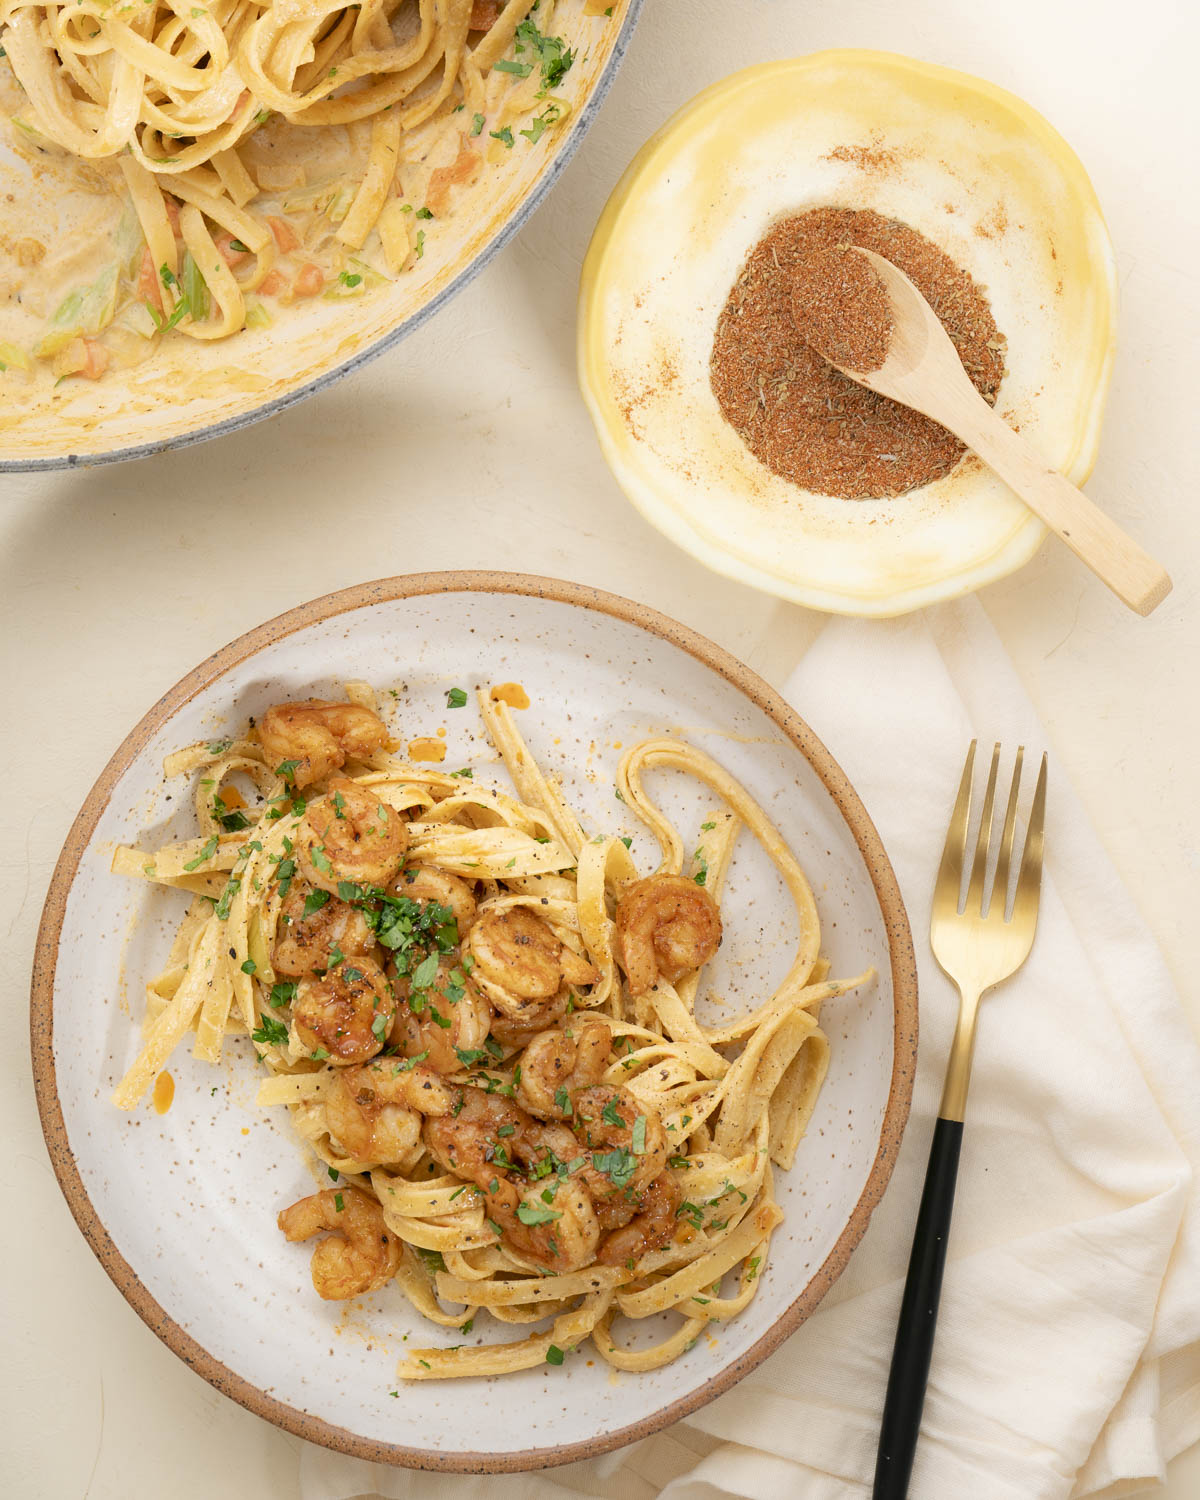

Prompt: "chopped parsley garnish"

[337,271,362,288]
[514,17,576,92]
[554,1085,572,1116]
[591,1147,636,1189]
[545,1344,564,1366]
[631,1115,647,1155]
[215,876,240,920]
[676,1200,705,1230]
[206,739,233,755]
[240,959,256,975]
[520,105,562,145]
[444,687,468,708]
[601,1097,624,1127]
[701,821,717,831]
[183,834,219,871]
[516,1201,561,1226]
[309,845,333,875]
[454,1046,489,1066]
[415,206,433,219]
[251,1014,289,1047]
[303,888,331,919]
[489,126,515,148]
[274,759,300,784]
[410,952,440,989]
[470,112,485,137]
[494,57,532,76]
[334,1192,344,1212]
[394,1051,429,1071]
[269,980,296,1008]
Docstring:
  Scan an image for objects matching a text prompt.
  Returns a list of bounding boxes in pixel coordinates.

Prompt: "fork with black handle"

[872,741,1047,1498]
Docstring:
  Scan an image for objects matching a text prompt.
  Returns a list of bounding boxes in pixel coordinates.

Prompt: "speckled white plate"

[32,572,916,1470]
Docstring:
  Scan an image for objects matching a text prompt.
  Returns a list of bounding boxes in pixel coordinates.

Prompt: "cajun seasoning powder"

[710,207,1006,499]
[789,245,894,373]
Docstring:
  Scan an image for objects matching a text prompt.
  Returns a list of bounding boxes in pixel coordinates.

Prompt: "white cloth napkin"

[300,597,1200,1500]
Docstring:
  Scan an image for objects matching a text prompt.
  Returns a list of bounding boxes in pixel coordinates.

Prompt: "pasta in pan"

[0,1,590,378]
[111,683,872,1379]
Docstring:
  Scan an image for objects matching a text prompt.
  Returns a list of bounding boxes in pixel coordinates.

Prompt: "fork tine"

[965,742,1001,914]
[990,746,1024,917]
[1012,753,1048,925]
[934,740,976,912]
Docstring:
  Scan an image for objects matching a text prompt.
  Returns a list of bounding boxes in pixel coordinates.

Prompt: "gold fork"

[873,741,1047,1499]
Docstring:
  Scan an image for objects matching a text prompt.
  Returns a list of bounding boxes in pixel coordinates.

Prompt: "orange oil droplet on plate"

[407,737,447,763]
[152,1070,174,1114]
[489,682,530,709]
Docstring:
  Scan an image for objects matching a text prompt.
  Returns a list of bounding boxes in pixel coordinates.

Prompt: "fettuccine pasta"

[111,682,872,1380]
[0,1,592,378]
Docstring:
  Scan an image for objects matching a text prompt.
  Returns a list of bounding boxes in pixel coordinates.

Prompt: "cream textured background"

[2,1,1197,1495]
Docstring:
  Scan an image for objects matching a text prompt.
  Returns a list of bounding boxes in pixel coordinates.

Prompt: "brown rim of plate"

[30,569,918,1473]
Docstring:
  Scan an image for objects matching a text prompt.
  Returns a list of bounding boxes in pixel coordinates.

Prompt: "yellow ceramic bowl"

[578,51,1118,617]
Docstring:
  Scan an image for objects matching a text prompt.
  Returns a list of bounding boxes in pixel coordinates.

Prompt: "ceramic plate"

[0,1,641,471]
[31,572,917,1470]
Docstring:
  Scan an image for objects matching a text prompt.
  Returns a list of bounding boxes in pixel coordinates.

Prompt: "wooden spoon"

[831,249,1172,616]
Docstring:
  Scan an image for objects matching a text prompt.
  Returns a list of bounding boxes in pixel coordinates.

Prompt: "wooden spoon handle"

[958,401,1171,615]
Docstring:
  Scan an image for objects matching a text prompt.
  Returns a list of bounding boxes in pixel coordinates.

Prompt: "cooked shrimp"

[466,907,598,1001]
[423,1088,529,1178]
[423,1091,599,1272]
[259,700,389,788]
[277,1187,401,1299]
[494,1175,600,1273]
[489,992,568,1049]
[272,881,375,977]
[597,1172,681,1267]
[388,957,493,1074]
[572,1084,669,1229]
[322,1060,451,1162]
[292,955,396,1064]
[390,865,477,936]
[296,778,408,894]
[615,874,722,995]
[516,1018,611,1120]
